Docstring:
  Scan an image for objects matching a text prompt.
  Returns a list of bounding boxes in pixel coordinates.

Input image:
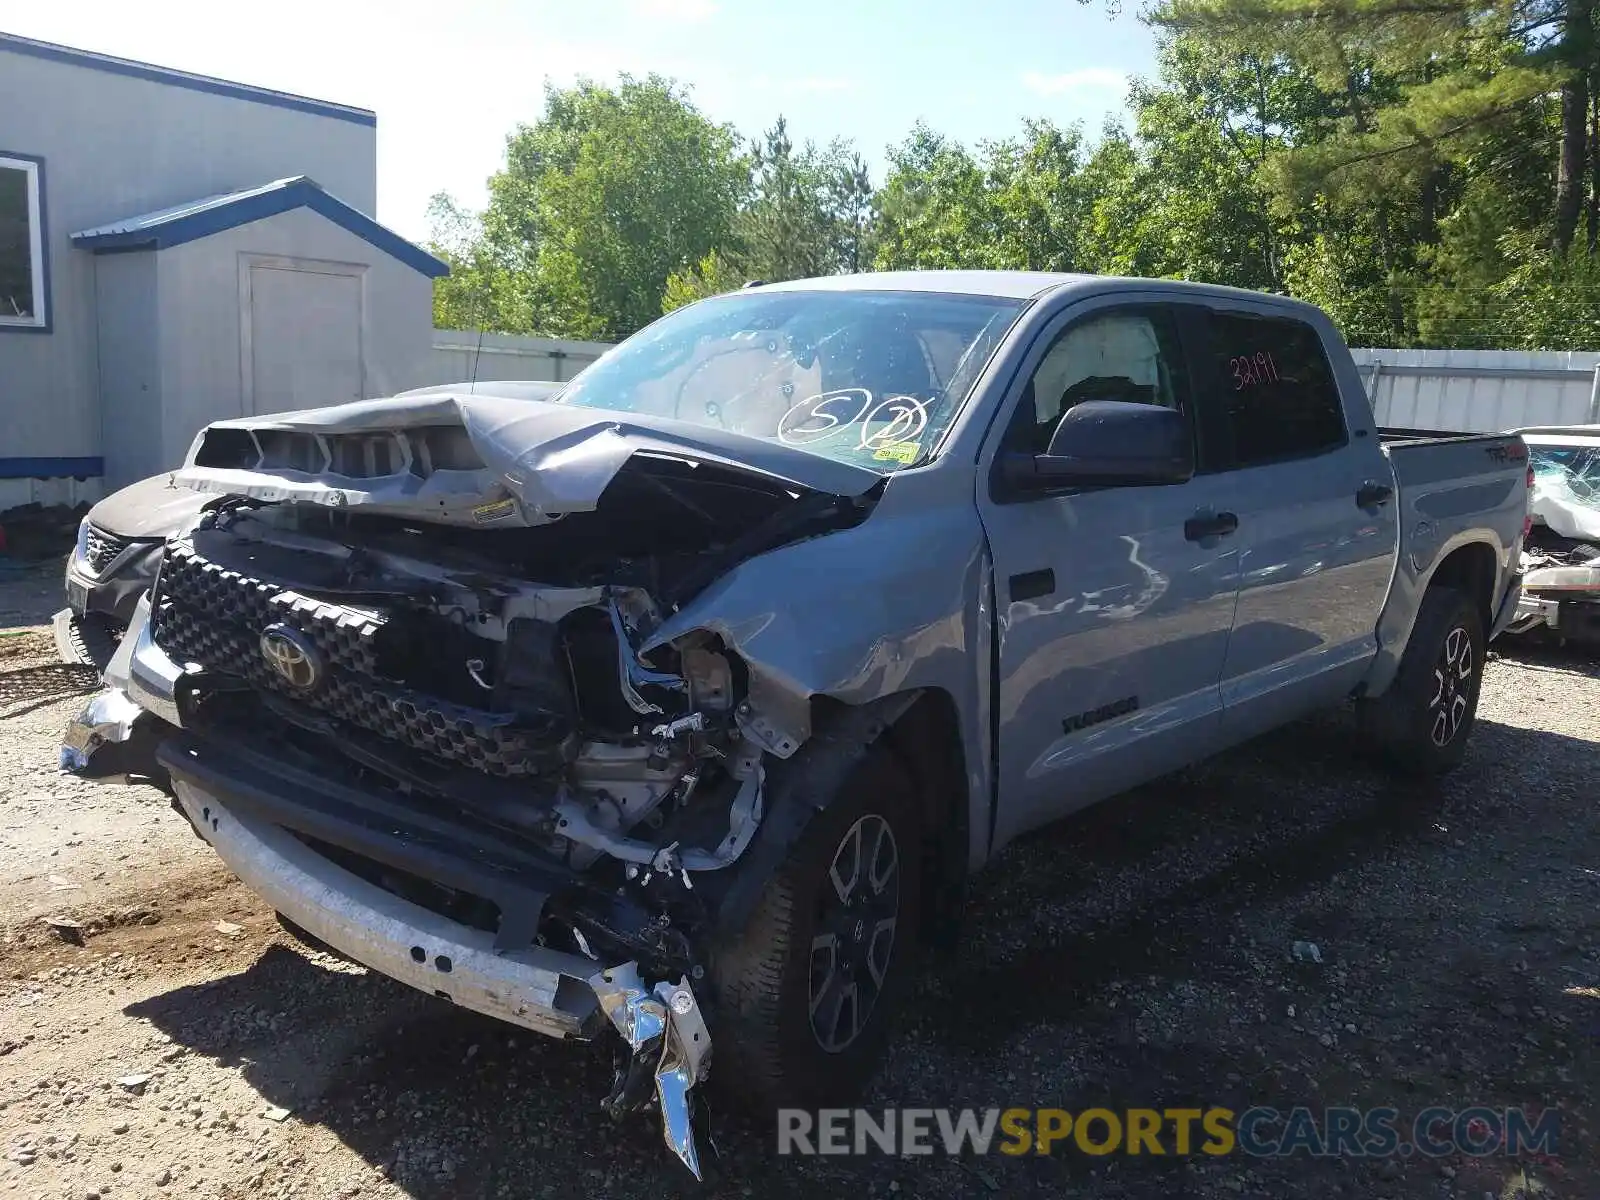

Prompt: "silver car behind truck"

[64,272,1528,1173]
[55,474,208,671]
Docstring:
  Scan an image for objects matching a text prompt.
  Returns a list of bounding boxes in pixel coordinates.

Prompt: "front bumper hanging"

[59,594,718,1177]
[591,963,714,1177]
[163,761,717,1177]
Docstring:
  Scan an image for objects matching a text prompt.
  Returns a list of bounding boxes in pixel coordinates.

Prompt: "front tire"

[1361,584,1485,777]
[709,745,922,1109]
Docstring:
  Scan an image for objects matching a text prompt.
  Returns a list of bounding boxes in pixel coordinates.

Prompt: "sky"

[3,0,1158,243]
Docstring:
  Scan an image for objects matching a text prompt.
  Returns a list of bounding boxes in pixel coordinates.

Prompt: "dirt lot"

[1,561,1595,1200]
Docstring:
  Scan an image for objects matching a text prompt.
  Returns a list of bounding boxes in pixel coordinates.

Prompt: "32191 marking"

[1230,352,1281,390]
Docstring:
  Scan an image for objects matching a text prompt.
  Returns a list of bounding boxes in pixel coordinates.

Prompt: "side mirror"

[1000,400,1194,492]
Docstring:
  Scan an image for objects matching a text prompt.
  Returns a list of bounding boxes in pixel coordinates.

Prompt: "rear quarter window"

[1203,311,1347,466]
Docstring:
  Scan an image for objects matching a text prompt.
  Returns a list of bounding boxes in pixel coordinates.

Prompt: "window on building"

[1202,310,1345,466]
[0,155,46,329]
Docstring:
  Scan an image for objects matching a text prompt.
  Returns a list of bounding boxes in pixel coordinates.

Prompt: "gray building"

[0,31,446,508]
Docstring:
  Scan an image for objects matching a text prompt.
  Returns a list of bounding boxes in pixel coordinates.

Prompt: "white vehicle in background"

[1504,425,1600,645]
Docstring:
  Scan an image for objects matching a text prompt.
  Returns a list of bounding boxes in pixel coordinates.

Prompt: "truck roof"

[754,269,1316,311]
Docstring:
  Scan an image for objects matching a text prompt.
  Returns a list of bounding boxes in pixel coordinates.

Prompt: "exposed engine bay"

[1507,526,1600,643]
[54,287,1027,1175]
[157,451,872,947]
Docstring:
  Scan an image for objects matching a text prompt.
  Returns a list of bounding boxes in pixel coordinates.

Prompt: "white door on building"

[244,259,364,415]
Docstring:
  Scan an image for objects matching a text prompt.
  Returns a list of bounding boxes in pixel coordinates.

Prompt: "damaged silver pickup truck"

[64,272,1529,1175]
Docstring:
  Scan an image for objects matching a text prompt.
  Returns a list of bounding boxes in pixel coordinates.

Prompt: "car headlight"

[73,517,90,566]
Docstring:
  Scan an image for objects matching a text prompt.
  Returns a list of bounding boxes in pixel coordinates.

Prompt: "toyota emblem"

[259,623,323,691]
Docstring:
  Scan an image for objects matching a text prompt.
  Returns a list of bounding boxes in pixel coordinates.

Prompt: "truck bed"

[1366,428,1529,694]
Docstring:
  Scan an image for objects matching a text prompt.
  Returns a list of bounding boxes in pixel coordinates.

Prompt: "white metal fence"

[428,330,613,386]
[1351,348,1600,432]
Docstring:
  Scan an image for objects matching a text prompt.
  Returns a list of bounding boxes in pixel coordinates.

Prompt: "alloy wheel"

[808,815,900,1054]
[1428,624,1475,748]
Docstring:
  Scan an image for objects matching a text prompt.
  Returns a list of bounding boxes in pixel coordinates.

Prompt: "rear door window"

[1200,311,1346,466]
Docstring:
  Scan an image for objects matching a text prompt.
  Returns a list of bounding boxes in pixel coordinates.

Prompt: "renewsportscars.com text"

[776,1106,1560,1158]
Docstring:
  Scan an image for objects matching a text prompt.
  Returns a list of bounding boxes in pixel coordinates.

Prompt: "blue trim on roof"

[0,457,102,479]
[0,148,51,334]
[0,32,376,127]
[71,177,449,279]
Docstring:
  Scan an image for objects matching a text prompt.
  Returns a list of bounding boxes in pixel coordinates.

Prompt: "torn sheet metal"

[104,593,187,729]
[590,963,712,1179]
[59,687,144,772]
[172,393,881,529]
[555,764,763,873]
[58,686,159,782]
[1524,556,1600,593]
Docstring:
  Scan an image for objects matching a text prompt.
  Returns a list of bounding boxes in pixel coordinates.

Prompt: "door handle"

[1184,511,1239,542]
[1009,568,1056,602]
[1357,481,1394,509]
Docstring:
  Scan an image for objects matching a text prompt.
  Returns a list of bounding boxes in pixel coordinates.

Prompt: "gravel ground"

[1,561,1596,1199]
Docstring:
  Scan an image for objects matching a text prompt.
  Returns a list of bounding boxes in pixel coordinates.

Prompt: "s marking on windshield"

[777,389,873,445]
[776,390,930,456]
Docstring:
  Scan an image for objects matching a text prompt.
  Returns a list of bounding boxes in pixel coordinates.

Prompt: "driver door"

[977,301,1242,848]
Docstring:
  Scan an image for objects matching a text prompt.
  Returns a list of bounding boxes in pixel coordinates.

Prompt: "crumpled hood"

[89,472,212,540]
[174,392,884,527]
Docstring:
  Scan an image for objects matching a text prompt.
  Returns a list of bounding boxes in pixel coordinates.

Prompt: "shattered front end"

[1502,439,1600,644]
[1508,533,1600,644]
[58,414,878,1174]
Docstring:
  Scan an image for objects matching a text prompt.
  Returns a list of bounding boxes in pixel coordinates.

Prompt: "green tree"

[661,118,879,305]
[823,144,877,273]
[1150,0,1581,250]
[872,120,1093,271]
[437,76,747,340]
[425,8,1600,352]
[725,120,880,283]
[1078,73,1285,288]
[661,249,747,312]
[1100,0,1600,347]
[989,122,1096,272]
[873,124,1005,269]
[738,117,834,281]
[425,193,532,331]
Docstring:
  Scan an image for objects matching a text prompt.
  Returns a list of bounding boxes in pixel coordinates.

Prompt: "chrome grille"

[83,525,129,574]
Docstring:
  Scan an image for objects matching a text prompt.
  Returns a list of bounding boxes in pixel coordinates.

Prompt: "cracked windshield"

[1530,443,1600,506]
[555,290,1023,470]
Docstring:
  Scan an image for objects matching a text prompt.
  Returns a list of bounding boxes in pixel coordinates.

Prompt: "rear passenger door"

[1194,306,1398,740]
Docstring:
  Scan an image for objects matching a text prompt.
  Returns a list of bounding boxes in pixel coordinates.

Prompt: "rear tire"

[1360,584,1485,777]
[709,745,922,1109]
